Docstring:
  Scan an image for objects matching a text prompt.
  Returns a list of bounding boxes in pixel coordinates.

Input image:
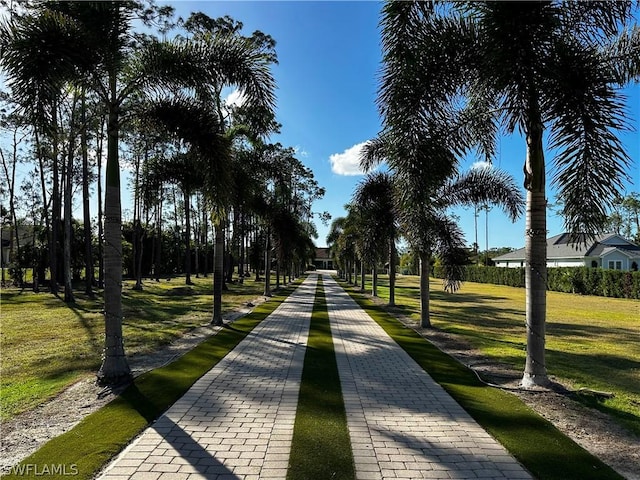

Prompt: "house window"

[608,260,622,270]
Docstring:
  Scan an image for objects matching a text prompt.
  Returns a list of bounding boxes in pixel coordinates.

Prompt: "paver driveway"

[98,275,317,480]
[324,274,531,480]
[98,273,532,480]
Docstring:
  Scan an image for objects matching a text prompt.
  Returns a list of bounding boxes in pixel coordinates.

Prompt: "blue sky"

[165,1,640,250]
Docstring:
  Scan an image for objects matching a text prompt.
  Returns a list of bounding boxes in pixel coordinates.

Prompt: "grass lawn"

[0,275,276,421]
[369,274,640,435]
[2,280,301,480]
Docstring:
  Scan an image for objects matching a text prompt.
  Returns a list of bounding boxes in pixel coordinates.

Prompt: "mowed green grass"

[0,276,274,421]
[371,275,640,435]
[287,276,355,480]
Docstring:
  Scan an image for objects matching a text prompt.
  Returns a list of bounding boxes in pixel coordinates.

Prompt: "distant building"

[493,233,640,271]
[313,247,334,270]
[1,225,34,266]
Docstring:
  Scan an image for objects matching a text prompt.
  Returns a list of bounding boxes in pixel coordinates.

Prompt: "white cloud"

[224,89,246,109]
[471,160,493,171]
[293,146,309,158]
[329,142,368,176]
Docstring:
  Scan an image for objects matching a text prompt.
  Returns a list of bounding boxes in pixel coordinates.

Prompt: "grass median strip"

[342,284,623,480]
[287,276,355,480]
[2,281,301,480]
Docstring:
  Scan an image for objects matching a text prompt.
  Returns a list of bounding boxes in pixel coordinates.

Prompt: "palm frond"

[432,213,468,293]
[601,25,640,85]
[0,10,89,123]
[141,94,233,207]
[359,135,387,173]
[547,39,632,237]
[559,1,634,42]
[128,38,207,97]
[440,167,524,221]
[202,32,277,113]
[379,4,473,130]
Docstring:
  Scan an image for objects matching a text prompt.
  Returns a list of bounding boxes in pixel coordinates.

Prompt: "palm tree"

[351,171,399,305]
[176,13,277,325]
[1,2,232,384]
[326,216,349,280]
[377,1,639,387]
[362,136,523,327]
[340,204,368,293]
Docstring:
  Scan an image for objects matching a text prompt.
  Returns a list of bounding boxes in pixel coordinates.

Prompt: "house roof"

[494,233,640,262]
[315,247,331,260]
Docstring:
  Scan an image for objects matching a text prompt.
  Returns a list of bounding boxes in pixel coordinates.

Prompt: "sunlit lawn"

[0,274,277,421]
[370,274,640,435]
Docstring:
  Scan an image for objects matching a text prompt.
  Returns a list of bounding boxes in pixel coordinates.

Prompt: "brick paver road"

[98,275,318,480]
[98,272,532,480]
[324,274,532,480]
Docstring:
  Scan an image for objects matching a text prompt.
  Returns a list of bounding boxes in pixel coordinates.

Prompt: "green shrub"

[433,265,640,299]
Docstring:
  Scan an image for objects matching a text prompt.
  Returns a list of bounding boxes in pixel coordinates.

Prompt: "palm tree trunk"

[522,118,549,387]
[133,219,144,290]
[154,199,162,281]
[81,92,94,296]
[360,260,366,292]
[96,120,105,289]
[35,129,50,288]
[372,265,378,297]
[264,230,272,297]
[203,206,209,277]
[132,151,143,291]
[353,257,359,287]
[50,105,60,294]
[238,213,245,284]
[419,251,431,328]
[194,194,200,279]
[212,220,224,325]
[184,189,192,285]
[194,222,200,278]
[388,238,396,307]
[97,92,131,385]
[63,123,75,303]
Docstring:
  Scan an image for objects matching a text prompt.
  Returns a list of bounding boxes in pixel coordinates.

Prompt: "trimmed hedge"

[433,265,640,299]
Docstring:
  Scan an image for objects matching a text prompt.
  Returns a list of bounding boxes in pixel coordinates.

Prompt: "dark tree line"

[0,1,325,385]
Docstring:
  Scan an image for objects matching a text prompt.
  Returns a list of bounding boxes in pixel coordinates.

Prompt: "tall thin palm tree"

[362,136,524,327]
[177,14,277,325]
[1,2,234,384]
[352,171,399,305]
[377,1,639,386]
[326,216,348,279]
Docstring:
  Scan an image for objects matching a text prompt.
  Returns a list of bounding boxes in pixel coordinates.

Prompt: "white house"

[313,247,334,270]
[493,233,640,271]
